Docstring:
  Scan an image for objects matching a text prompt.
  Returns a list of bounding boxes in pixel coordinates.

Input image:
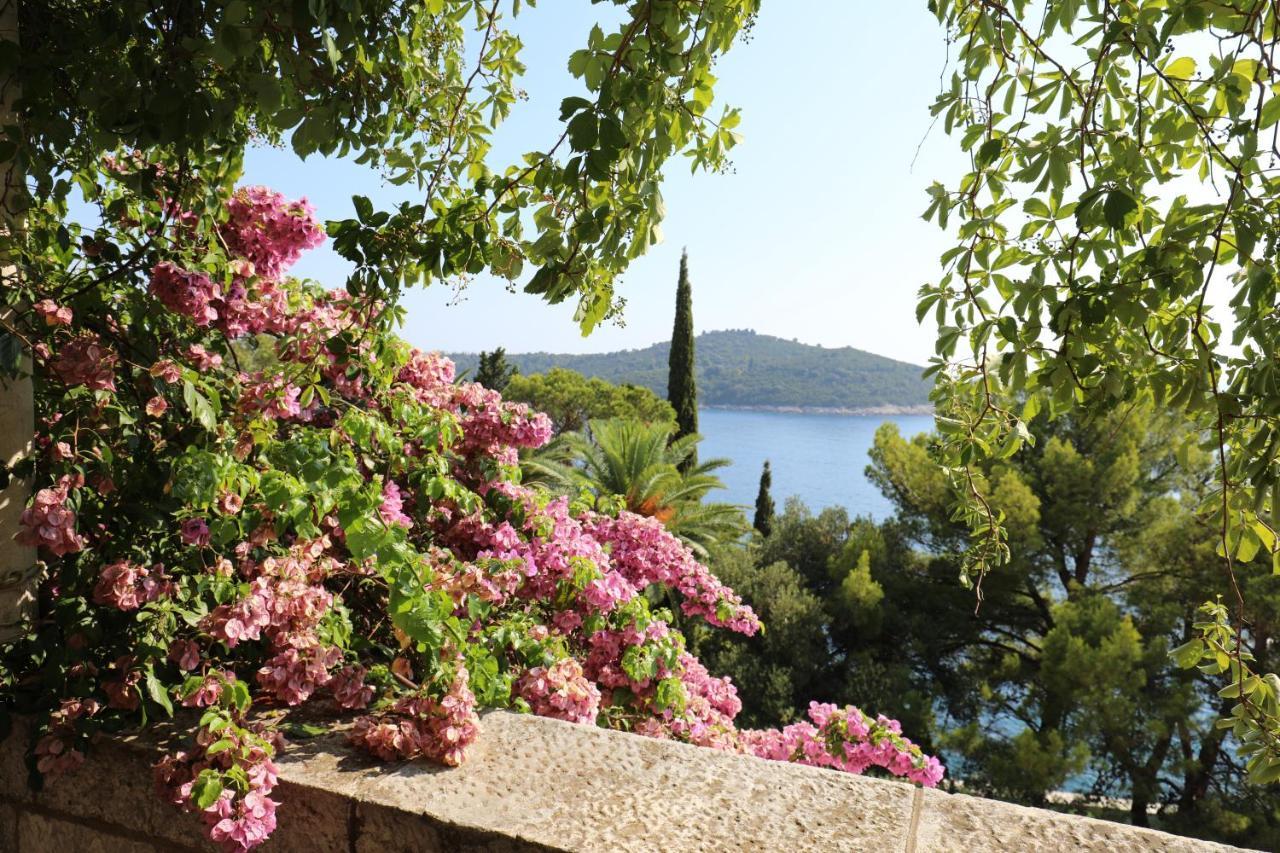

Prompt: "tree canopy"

[10,0,759,344]
[502,366,674,434]
[926,0,1280,781]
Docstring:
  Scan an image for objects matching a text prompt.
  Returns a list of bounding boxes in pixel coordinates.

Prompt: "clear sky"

[241,2,968,365]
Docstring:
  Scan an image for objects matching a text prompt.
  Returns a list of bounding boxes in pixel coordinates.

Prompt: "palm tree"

[524,418,746,556]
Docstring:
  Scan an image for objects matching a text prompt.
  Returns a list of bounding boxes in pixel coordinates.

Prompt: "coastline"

[703,403,934,417]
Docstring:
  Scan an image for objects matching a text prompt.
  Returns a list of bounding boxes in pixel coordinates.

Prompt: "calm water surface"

[696,408,934,518]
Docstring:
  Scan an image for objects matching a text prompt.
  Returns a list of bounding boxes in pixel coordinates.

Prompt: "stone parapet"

[0,711,1256,852]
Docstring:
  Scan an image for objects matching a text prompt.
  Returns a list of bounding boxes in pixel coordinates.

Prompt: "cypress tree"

[667,249,698,468]
[753,460,775,537]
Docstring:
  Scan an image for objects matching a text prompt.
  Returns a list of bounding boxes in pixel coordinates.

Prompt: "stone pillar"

[0,0,34,643]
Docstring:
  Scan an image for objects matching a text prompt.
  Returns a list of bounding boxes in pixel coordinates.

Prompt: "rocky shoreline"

[703,403,934,417]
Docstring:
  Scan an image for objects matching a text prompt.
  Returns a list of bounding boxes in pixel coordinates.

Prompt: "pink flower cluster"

[147,187,323,338]
[584,512,761,635]
[103,656,143,711]
[582,621,676,693]
[330,665,374,710]
[181,518,211,546]
[237,372,311,422]
[350,666,479,767]
[379,481,413,529]
[149,261,219,326]
[199,539,348,707]
[395,348,456,407]
[739,702,945,787]
[515,659,601,725]
[220,186,326,282]
[154,723,280,853]
[93,560,171,610]
[665,653,742,749]
[181,670,237,708]
[16,475,85,556]
[451,383,553,465]
[34,698,100,778]
[34,298,72,326]
[256,643,342,705]
[51,333,117,391]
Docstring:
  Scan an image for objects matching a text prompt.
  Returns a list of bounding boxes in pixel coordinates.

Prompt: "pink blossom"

[205,790,278,853]
[182,670,234,708]
[168,639,202,672]
[34,298,72,326]
[379,481,413,529]
[181,518,211,547]
[35,698,100,778]
[351,666,479,767]
[93,560,171,610]
[149,261,219,326]
[255,643,341,705]
[52,333,117,391]
[220,186,326,282]
[103,656,142,711]
[146,395,169,417]
[217,492,244,515]
[150,359,182,383]
[16,477,85,556]
[515,659,601,725]
[185,344,223,371]
[330,665,375,710]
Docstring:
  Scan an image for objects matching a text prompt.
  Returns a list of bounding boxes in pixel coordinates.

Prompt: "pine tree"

[667,249,698,469]
[475,347,517,392]
[753,460,775,537]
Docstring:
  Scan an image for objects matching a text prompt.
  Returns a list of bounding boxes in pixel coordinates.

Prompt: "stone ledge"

[0,711,1257,852]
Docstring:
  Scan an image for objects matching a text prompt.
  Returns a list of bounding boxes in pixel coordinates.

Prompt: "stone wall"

[0,711,1256,852]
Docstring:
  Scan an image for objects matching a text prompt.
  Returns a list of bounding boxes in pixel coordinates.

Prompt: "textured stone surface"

[0,710,1261,852]
[15,810,190,852]
[0,801,18,851]
[273,711,917,853]
[911,787,1246,853]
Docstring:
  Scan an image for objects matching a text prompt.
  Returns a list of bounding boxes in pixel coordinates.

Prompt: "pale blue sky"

[242,2,966,365]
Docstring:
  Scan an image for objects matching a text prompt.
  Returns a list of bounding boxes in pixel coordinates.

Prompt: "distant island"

[449,329,933,414]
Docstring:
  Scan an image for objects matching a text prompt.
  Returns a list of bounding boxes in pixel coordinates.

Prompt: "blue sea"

[696,408,935,518]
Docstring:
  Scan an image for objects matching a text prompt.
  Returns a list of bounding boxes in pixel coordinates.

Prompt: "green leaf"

[1102,189,1138,229]
[322,31,341,72]
[183,380,218,432]
[559,96,592,121]
[193,770,224,810]
[284,722,330,739]
[145,669,174,716]
[1164,56,1196,79]
[1171,639,1205,669]
[976,138,1003,168]
[567,112,599,152]
[205,738,236,756]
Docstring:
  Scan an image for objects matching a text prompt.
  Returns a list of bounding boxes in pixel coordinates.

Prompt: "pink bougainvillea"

[11,184,942,853]
[51,333,117,391]
[16,475,85,556]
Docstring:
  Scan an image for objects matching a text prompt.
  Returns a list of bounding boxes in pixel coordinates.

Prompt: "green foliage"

[474,348,517,392]
[752,460,775,537]
[449,329,932,411]
[689,499,935,739]
[530,418,746,557]
[700,409,1280,844]
[15,0,759,337]
[668,250,698,463]
[503,367,673,434]
[686,547,827,727]
[925,0,1280,780]
[867,411,1280,841]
